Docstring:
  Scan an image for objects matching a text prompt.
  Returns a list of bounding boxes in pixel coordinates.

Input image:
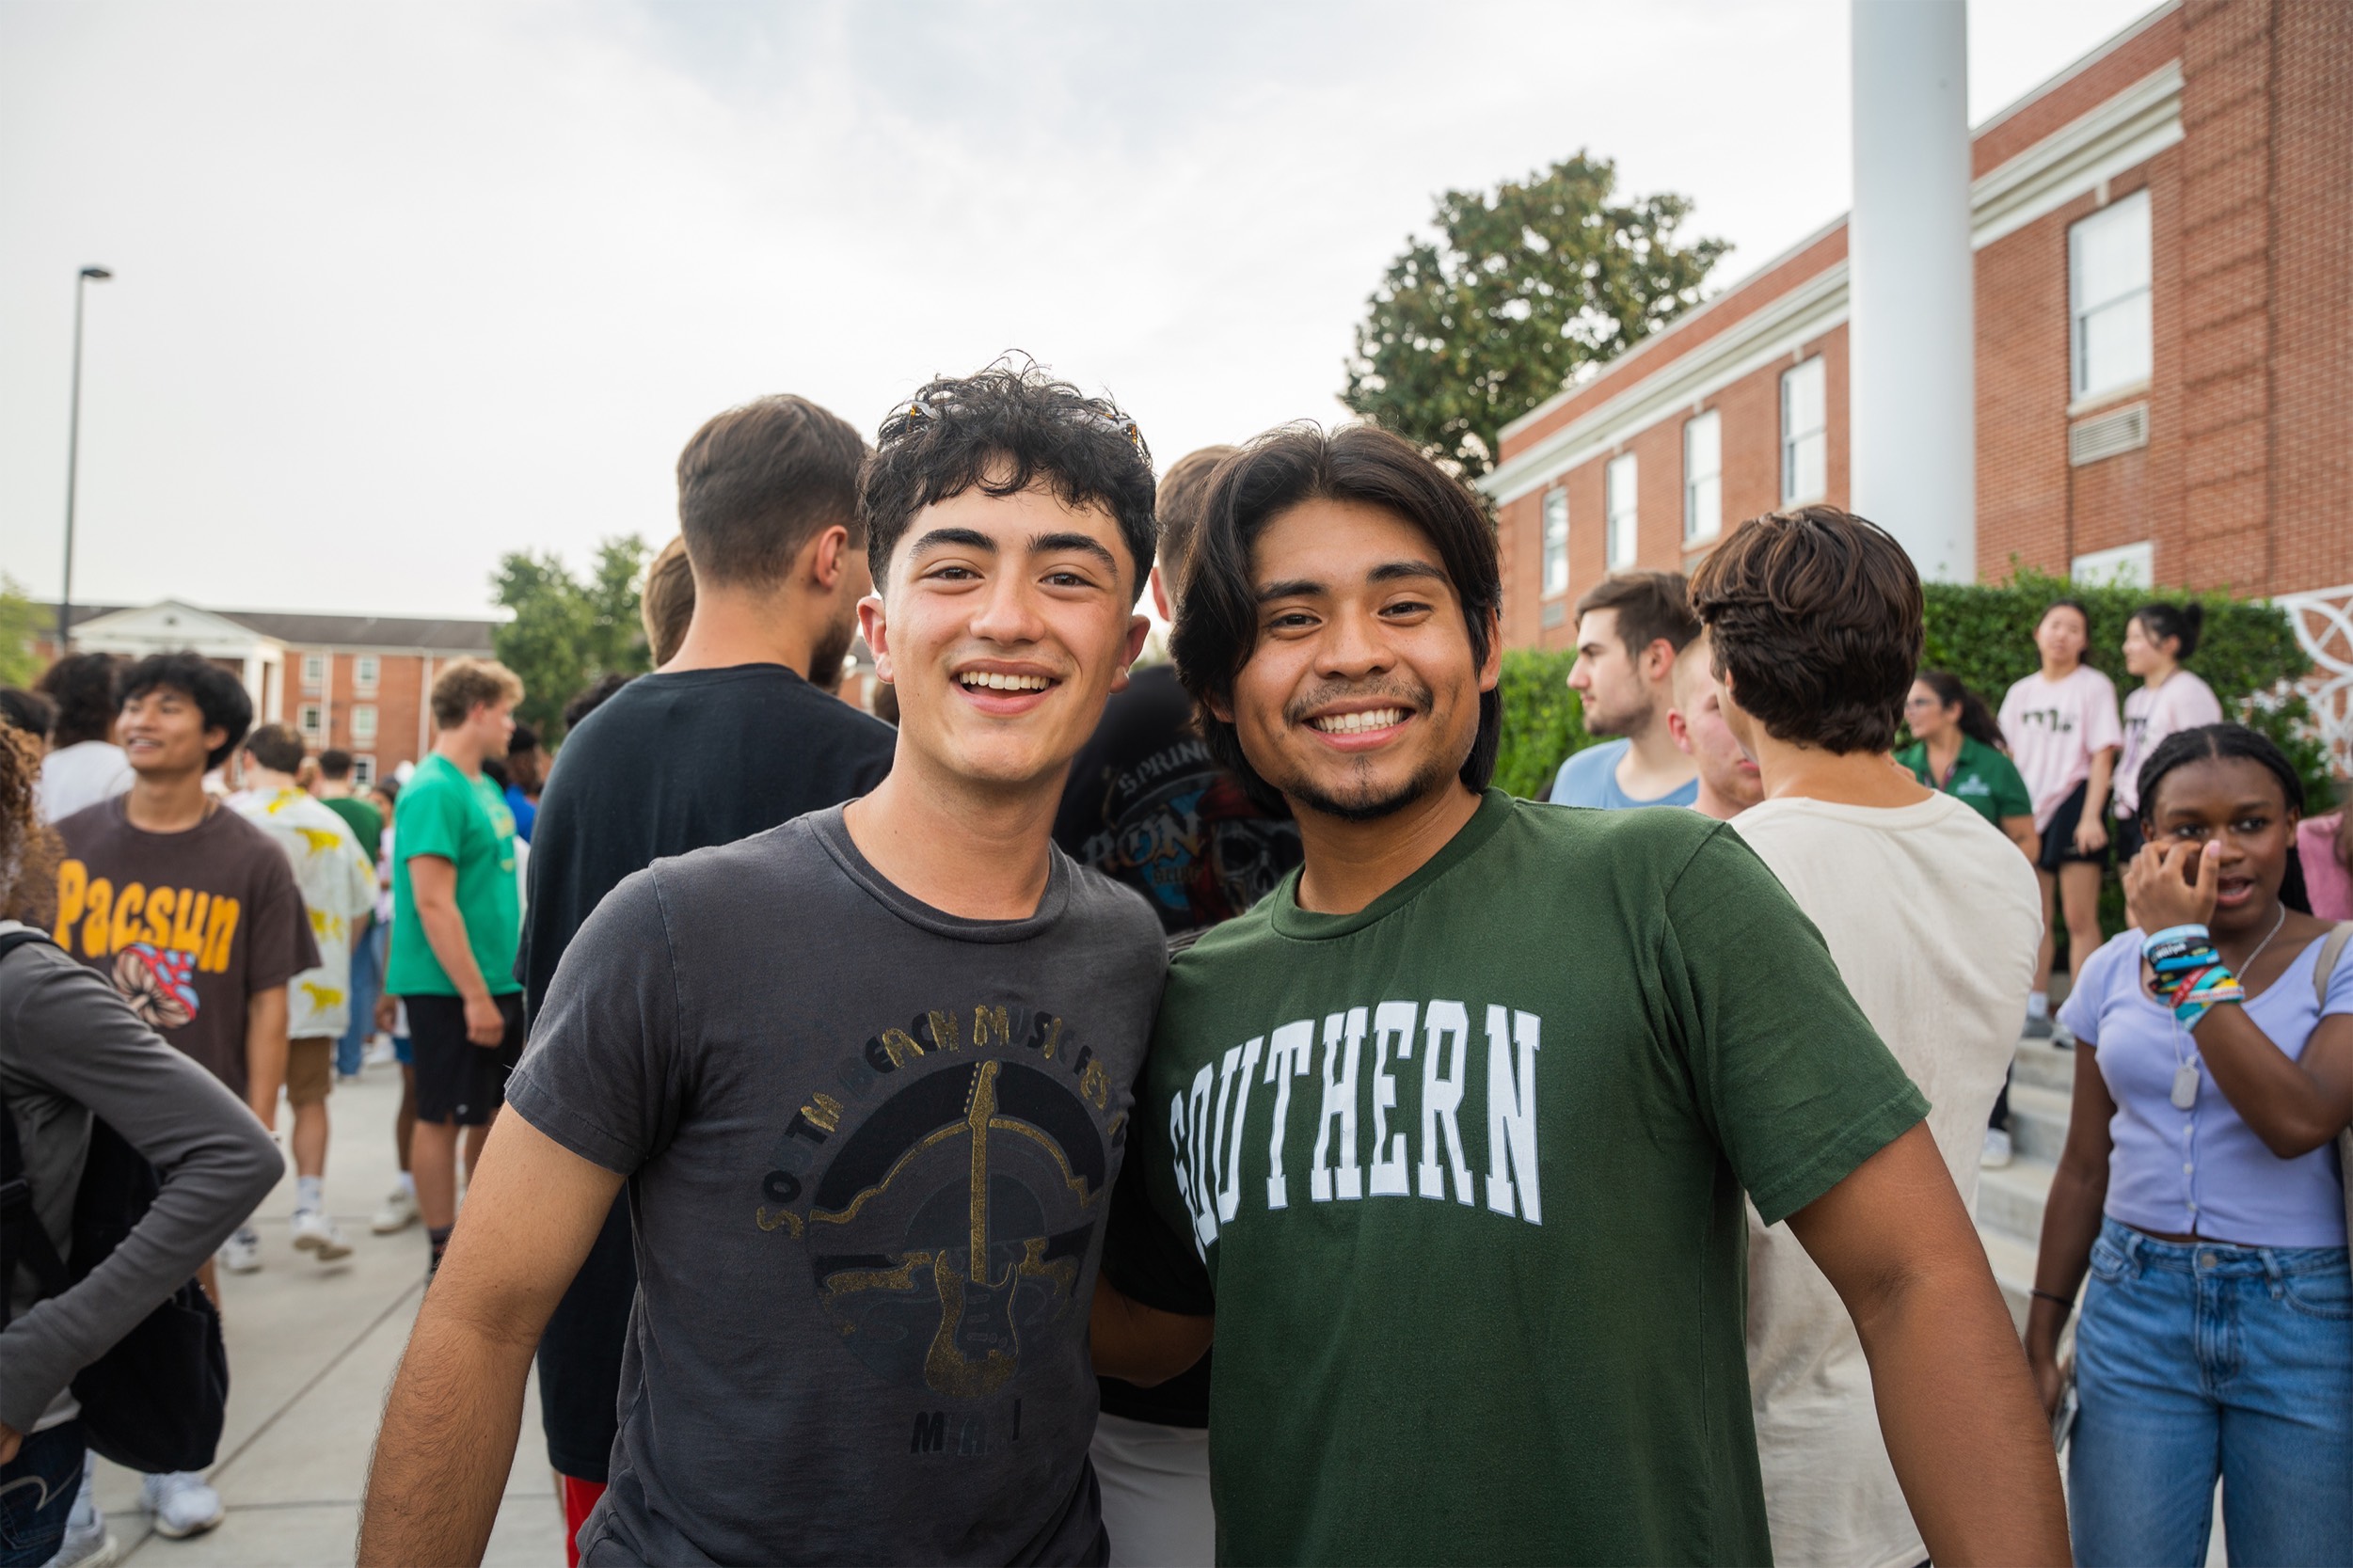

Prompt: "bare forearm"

[417,899,489,999]
[1089,1277,1212,1386]
[245,989,289,1129]
[1860,1260,2071,1564]
[2084,751,2115,816]
[358,1313,534,1566]
[2027,1158,2107,1361]
[2191,1010,2353,1155]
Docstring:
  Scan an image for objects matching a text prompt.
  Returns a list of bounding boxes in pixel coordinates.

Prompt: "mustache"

[1283,675,1434,727]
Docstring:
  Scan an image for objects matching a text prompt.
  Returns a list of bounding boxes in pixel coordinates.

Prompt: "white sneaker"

[292,1208,354,1261]
[363,1036,396,1068]
[1981,1128,2014,1169]
[140,1471,225,1539]
[51,1454,119,1566]
[217,1225,262,1274]
[372,1183,419,1234]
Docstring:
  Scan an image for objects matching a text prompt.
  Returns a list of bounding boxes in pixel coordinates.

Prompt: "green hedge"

[1495,565,2329,808]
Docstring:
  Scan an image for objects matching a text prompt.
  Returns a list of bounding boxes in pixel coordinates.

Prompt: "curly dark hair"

[859,358,1157,602]
[0,726,61,927]
[121,651,254,771]
[2135,722,2304,829]
[37,652,124,749]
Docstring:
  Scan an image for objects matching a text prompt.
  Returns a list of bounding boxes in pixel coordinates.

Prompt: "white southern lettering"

[1418,1000,1474,1204]
[1483,1006,1543,1224]
[1261,1021,1315,1211]
[1215,1037,1263,1223]
[1367,1001,1417,1196]
[1169,1085,1204,1259]
[1310,1007,1366,1202]
[1186,1060,1220,1247]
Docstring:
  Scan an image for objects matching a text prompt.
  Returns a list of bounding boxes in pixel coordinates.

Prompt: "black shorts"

[2037,780,2113,874]
[405,991,524,1125]
[2112,813,2147,865]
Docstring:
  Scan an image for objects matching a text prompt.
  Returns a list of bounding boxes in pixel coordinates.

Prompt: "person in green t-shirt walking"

[1091,426,2069,1566]
[384,658,526,1277]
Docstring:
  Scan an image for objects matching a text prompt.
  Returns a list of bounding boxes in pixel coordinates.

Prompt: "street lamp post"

[58,264,113,657]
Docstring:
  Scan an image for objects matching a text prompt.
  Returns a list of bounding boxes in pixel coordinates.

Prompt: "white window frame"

[1781,357,1827,506]
[1605,453,1638,570]
[1682,412,1722,545]
[1540,489,1569,599]
[300,654,326,692]
[354,656,380,693]
[352,754,376,787]
[2070,189,2153,402]
[351,705,378,743]
[297,703,324,741]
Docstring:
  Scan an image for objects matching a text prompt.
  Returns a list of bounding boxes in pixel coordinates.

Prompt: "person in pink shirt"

[2114,602,2224,864]
[2301,805,2351,922]
[1999,598,2122,1036]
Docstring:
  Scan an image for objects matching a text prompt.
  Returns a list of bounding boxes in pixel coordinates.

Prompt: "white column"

[1849,0,1976,582]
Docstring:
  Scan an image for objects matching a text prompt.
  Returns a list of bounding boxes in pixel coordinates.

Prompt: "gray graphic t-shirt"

[507,805,1166,1566]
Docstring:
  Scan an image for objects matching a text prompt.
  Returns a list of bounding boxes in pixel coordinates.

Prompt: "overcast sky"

[1,0,2157,620]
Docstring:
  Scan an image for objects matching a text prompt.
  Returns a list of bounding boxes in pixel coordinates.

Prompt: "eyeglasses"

[1902,696,1943,710]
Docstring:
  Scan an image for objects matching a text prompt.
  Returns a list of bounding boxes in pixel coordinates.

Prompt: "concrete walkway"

[92,1060,564,1567]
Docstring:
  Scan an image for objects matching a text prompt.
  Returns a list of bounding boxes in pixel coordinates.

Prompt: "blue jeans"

[2071,1218,2353,1566]
[337,916,382,1076]
[0,1421,85,1566]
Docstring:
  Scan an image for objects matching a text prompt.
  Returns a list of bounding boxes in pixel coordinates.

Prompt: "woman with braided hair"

[2028,722,2353,1565]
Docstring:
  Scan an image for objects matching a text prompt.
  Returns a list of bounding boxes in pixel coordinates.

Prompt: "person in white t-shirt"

[1695,505,2044,1568]
[1999,599,2121,1037]
[2113,601,2222,864]
[33,653,134,824]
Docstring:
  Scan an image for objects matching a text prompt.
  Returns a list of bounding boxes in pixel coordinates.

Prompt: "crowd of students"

[2,359,2349,1568]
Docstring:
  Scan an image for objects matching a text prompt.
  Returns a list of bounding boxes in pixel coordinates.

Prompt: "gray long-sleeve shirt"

[2,921,283,1433]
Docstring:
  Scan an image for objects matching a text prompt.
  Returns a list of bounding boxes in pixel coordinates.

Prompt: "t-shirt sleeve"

[2059,934,2128,1046]
[1659,824,1930,1227]
[504,867,682,1175]
[2178,676,2224,730]
[1989,752,2035,820]
[2082,675,2123,752]
[246,845,320,991]
[396,777,468,864]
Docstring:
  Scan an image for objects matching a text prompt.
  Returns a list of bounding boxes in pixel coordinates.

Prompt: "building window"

[301,654,325,691]
[1682,412,1722,544]
[352,705,378,743]
[2071,541,2153,589]
[2071,189,2152,401]
[297,704,324,741]
[1781,357,1827,505]
[1605,453,1638,570]
[355,656,380,693]
[352,754,375,787]
[1541,490,1569,598]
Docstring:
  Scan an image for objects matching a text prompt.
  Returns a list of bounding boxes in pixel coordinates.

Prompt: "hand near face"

[2123,838,2218,931]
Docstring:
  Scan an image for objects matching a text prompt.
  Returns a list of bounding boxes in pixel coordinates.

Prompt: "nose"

[965,566,1049,648]
[1312,602,1391,681]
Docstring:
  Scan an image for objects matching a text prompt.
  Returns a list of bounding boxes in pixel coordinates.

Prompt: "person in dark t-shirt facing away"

[1089,425,2072,1567]
[1054,442,1297,1568]
[361,363,1170,1568]
[518,393,896,1560]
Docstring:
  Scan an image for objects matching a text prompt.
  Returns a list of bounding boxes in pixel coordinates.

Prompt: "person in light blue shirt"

[1547,570,1702,809]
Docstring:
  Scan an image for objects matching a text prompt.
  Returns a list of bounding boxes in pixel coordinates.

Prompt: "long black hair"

[2135,722,2304,828]
[1915,670,2004,750]
[2130,601,2204,660]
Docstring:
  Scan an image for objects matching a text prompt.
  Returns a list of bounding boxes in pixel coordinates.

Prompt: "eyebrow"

[1029,531,1119,573]
[1254,559,1452,603]
[906,526,995,560]
[905,527,1119,575]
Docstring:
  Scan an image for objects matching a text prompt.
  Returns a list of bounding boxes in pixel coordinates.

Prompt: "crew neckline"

[808,803,1070,942]
[1267,787,1512,942]
[1737,792,1968,832]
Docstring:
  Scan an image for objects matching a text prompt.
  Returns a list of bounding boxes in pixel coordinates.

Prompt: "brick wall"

[287,650,436,778]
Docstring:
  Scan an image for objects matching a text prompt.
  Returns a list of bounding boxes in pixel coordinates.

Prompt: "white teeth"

[960,672,1051,691]
[1312,707,1406,735]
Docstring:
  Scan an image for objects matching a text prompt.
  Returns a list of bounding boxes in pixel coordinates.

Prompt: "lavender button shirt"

[2060,928,2352,1249]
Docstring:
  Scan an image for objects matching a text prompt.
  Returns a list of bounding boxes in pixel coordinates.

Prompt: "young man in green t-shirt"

[385,657,526,1276]
[1093,426,2069,1565]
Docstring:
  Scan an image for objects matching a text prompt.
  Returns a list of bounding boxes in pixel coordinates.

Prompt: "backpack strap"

[2315,922,2353,1008]
[0,927,74,1323]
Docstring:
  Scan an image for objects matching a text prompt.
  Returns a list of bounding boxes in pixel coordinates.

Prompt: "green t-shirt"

[320,793,384,863]
[387,754,520,997]
[1106,790,1928,1566]
[1897,734,2032,827]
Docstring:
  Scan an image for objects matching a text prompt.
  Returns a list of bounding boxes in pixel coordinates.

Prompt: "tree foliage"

[0,577,41,688]
[1343,152,1729,478]
[490,536,652,738]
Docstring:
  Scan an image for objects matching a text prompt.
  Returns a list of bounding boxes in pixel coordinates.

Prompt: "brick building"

[1482,0,2351,755]
[34,601,499,785]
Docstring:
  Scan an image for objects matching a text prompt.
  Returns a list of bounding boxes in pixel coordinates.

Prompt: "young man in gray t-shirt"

[359,365,1169,1566]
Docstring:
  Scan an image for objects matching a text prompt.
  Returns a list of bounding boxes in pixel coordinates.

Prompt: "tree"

[490,536,652,738]
[0,577,40,688]
[1343,152,1729,478]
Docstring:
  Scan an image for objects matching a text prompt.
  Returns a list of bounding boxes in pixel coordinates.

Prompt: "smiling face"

[862,477,1149,795]
[1216,495,1497,824]
[2144,754,2299,935]
[119,685,226,781]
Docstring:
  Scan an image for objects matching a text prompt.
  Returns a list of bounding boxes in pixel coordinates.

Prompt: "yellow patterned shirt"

[231,788,378,1037]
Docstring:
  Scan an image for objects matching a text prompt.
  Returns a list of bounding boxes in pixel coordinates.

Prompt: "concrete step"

[2004,1081,2075,1164]
[1975,1154,2057,1248]
[2011,1033,2079,1095]
[1978,1225,2043,1335]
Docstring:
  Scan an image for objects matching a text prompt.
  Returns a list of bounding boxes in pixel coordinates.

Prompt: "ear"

[1204,689,1234,725]
[1109,614,1152,694]
[204,726,229,760]
[1477,609,1503,693]
[1149,565,1174,625]
[1646,639,1678,684]
[805,523,853,592]
[1665,706,1693,756]
[856,594,892,684]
